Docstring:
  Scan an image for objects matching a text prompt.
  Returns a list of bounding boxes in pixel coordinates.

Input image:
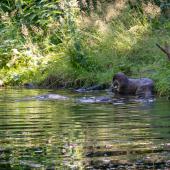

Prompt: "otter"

[112,73,154,98]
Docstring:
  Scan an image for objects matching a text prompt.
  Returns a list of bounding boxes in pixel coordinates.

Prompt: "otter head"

[112,72,129,94]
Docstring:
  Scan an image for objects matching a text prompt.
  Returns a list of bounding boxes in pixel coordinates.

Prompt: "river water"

[0,89,170,169]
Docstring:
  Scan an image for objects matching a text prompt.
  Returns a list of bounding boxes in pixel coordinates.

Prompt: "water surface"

[0,89,170,169]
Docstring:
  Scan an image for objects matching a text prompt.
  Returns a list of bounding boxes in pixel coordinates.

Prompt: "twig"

[156,43,170,60]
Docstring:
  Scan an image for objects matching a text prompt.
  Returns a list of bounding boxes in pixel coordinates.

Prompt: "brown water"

[0,89,170,170]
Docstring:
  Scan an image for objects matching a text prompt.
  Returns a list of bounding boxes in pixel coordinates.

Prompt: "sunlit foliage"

[0,0,170,95]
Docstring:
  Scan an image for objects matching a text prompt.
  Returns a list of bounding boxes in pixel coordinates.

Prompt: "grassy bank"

[0,0,170,96]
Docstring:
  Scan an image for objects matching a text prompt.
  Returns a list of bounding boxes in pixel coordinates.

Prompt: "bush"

[0,0,170,96]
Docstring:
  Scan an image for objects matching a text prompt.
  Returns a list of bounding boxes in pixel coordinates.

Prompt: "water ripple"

[0,89,169,169]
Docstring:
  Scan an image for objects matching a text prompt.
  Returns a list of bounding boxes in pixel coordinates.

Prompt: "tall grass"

[44,1,170,95]
[0,1,170,95]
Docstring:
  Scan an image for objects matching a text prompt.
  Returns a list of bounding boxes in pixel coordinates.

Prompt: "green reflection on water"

[0,89,169,169]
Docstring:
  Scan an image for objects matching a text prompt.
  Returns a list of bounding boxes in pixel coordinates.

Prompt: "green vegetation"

[0,0,170,95]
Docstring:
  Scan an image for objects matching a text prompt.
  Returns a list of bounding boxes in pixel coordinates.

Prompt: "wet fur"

[112,73,154,98]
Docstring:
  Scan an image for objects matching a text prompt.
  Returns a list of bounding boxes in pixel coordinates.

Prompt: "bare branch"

[156,43,168,55]
[156,43,170,60]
